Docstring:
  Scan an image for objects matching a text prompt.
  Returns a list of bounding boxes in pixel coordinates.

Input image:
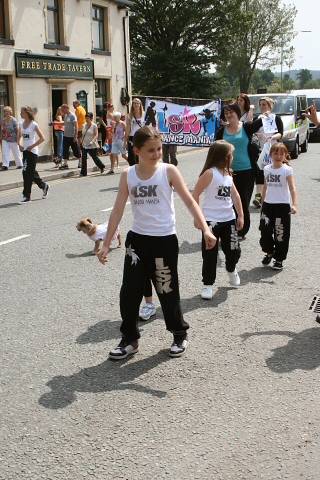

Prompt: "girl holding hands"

[260,143,297,271]
[193,140,244,300]
[98,126,216,360]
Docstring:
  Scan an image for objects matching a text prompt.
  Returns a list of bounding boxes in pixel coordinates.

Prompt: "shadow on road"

[238,266,280,285]
[76,319,122,344]
[179,240,201,255]
[0,202,20,209]
[39,350,170,409]
[179,288,234,313]
[65,251,94,258]
[241,327,320,372]
[99,186,119,193]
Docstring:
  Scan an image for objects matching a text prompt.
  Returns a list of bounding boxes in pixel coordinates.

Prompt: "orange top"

[75,105,86,130]
[53,116,64,131]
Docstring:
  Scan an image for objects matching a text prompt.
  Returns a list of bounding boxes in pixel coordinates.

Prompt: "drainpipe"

[122,10,130,113]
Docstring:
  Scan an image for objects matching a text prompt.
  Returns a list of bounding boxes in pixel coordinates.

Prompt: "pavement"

[0,146,198,192]
[1,145,320,480]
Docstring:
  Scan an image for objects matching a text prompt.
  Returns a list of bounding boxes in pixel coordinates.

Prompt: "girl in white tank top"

[193,140,244,299]
[98,126,216,361]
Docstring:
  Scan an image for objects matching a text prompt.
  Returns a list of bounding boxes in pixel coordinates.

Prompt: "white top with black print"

[202,167,235,223]
[264,164,293,204]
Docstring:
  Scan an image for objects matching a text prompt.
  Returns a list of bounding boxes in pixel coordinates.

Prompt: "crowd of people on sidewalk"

[0,97,181,203]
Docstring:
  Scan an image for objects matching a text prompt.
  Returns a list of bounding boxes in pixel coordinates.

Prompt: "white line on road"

[101,201,130,212]
[0,234,31,247]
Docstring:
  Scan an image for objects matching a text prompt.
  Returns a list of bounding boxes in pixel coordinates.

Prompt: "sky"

[278,0,320,71]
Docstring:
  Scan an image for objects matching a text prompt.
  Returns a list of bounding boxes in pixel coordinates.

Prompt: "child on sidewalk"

[193,140,244,300]
[98,126,216,360]
[259,142,297,270]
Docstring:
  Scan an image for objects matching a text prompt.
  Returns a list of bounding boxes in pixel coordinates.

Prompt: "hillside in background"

[275,70,320,80]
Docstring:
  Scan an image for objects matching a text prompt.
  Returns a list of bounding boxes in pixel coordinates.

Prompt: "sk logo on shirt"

[131,185,158,198]
[217,186,231,197]
[266,174,280,183]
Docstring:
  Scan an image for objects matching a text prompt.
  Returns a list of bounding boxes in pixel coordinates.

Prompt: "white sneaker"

[228,268,240,287]
[201,285,214,300]
[139,302,156,321]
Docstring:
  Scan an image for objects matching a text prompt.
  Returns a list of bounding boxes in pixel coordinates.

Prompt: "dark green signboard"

[15,53,94,80]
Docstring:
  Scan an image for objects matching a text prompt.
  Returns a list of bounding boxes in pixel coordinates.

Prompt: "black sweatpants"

[63,136,81,161]
[259,202,291,261]
[233,169,255,237]
[22,150,46,200]
[80,148,105,175]
[202,220,241,285]
[120,231,189,342]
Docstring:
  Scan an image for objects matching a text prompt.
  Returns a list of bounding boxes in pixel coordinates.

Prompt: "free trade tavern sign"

[15,53,94,80]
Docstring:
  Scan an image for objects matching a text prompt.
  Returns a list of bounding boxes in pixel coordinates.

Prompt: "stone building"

[0,0,132,156]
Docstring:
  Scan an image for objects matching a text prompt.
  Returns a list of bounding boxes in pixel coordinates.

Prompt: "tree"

[296,69,313,88]
[216,0,297,92]
[304,79,320,89]
[129,0,238,98]
[250,69,275,92]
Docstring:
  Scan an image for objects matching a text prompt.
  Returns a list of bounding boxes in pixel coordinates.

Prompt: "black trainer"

[109,339,139,360]
[42,183,50,199]
[169,334,188,358]
[262,254,273,266]
[272,260,283,270]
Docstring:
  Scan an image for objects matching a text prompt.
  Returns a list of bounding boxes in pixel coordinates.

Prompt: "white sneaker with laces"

[201,285,214,300]
[228,268,240,287]
[139,302,156,321]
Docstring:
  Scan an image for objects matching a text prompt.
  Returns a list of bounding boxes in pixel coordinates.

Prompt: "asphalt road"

[1,144,320,480]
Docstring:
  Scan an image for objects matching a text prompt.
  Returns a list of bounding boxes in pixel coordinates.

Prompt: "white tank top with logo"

[21,121,39,155]
[201,167,235,223]
[127,163,176,236]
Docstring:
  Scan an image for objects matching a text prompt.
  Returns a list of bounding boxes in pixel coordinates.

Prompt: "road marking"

[101,201,130,212]
[0,234,30,246]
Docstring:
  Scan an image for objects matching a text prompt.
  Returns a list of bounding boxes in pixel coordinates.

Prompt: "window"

[47,0,60,44]
[92,5,106,51]
[0,0,5,38]
[95,79,111,116]
[0,76,9,117]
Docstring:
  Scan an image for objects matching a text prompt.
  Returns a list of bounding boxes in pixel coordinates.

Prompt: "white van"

[248,93,309,158]
[291,89,320,139]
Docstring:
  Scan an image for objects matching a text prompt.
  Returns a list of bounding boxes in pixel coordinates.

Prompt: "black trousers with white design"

[22,151,46,200]
[202,220,241,285]
[120,231,189,342]
[259,202,291,261]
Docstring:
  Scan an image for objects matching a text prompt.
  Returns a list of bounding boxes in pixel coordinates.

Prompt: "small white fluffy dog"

[76,217,121,254]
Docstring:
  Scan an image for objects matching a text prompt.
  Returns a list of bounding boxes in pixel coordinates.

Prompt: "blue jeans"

[55,130,63,159]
